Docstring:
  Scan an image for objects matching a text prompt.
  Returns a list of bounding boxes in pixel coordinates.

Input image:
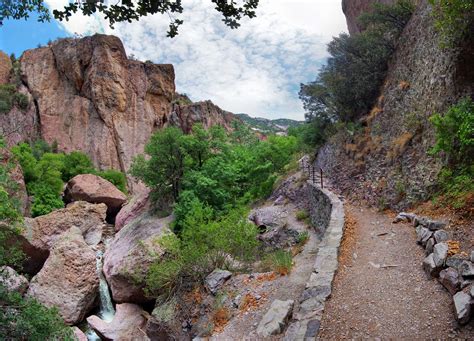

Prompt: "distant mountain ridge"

[236,113,303,134]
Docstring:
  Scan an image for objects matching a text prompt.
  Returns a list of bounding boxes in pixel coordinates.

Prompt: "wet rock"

[434,230,449,243]
[453,291,472,325]
[103,213,173,303]
[27,227,98,325]
[64,174,127,222]
[115,189,150,232]
[0,266,29,294]
[257,299,294,337]
[19,201,107,274]
[425,238,435,255]
[423,253,438,277]
[459,261,474,278]
[87,303,150,340]
[426,219,447,231]
[438,268,460,295]
[205,269,232,295]
[433,242,449,268]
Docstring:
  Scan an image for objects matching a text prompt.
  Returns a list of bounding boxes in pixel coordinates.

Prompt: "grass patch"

[295,209,309,221]
[262,250,293,276]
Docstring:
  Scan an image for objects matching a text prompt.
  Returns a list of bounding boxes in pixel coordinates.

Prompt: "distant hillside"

[236,114,303,134]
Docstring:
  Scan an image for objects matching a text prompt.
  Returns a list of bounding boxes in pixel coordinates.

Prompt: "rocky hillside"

[0,35,239,192]
[236,113,303,134]
[342,0,395,34]
[316,0,474,210]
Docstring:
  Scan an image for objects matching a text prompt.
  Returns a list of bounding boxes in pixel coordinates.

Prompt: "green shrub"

[296,231,310,245]
[62,151,94,181]
[0,84,29,114]
[429,0,474,46]
[96,169,128,193]
[295,210,309,221]
[0,285,72,340]
[262,250,293,275]
[29,183,64,218]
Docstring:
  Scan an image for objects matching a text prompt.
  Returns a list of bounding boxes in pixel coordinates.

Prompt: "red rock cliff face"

[18,35,175,190]
[342,0,395,35]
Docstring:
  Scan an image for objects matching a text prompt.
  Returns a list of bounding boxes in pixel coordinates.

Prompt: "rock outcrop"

[0,51,11,84]
[342,0,395,35]
[103,213,173,303]
[317,1,474,210]
[20,201,107,274]
[87,303,150,340]
[27,227,98,325]
[6,35,173,192]
[0,266,29,294]
[115,188,150,232]
[169,100,236,133]
[64,174,127,221]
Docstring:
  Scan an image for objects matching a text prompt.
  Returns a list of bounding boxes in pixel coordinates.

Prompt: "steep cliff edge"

[317,0,474,209]
[342,0,395,35]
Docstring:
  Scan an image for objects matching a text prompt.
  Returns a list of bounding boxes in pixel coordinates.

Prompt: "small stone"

[0,266,29,295]
[438,268,460,295]
[446,255,468,270]
[459,261,474,278]
[461,280,474,289]
[257,300,294,337]
[274,195,286,206]
[423,253,438,277]
[453,291,472,325]
[233,294,242,308]
[425,238,435,255]
[417,227,432,246]
[426,220,447,231]
[205,269,232,294]
[434,230,449,243]
[433,242,449,268]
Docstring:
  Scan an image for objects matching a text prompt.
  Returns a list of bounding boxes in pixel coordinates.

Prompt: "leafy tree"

[96,169,127,194]
[2,0,260,38]
[131,127,186,201]
[181,123,210,169]
[62,151,94,182]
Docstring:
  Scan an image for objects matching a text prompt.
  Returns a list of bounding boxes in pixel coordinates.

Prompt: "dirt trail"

[319,204,474,339]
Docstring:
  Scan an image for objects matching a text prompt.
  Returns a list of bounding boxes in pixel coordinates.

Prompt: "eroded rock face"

[20,201,107,274]
[115,188,150,232]
[27,227,98,325]
[169,100,236,133]
[103,213,173,303]
[87,303,150,341]
[64,174,126,221]
[18,35,175,191]
[342,0,395,35]
[0,51,11,84]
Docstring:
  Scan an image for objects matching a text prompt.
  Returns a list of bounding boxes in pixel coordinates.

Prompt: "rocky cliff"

[0,35,240,192]
[342,0,395,35]
[318,0,474,209]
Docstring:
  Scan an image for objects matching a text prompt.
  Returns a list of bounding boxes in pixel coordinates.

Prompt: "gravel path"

[318,204,474,339]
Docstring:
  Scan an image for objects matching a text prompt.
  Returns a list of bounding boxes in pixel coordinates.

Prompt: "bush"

[0,285,72,340]
[0,84,29,114]
[262,250,293,276]
[96,169,128,193]
[29,183,64,217]
[295,209,309,221]
[429,0,474,45]
[62,151,94,181]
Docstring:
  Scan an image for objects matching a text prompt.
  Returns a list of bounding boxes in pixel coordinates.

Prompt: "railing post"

[320,167,324,189]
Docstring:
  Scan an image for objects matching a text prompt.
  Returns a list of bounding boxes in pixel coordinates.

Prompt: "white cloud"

[47,0,347,120]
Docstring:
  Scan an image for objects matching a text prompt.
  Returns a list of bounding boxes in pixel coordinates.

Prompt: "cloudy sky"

[0,1,347,120]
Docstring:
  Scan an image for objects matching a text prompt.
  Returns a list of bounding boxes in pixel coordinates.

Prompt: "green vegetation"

[132,123,299,299]
[261,250,293,276]
[131,123,298,230]
[11,140,127,217]
[0,138,70,339]
[0,84,29,114]
[295,209,309,221]
[236,114,303,135]
[430,98,474,211]
[296,231,310,245]
[429,0,474,45]
[298,0,414,149]
[3,0,259,38]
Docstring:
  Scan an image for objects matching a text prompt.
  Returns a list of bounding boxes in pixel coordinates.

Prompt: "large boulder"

[115,188,150,232]
[0,266,29,294]
[27,227,99,325]
[87,303,150,340]
[64,174,127,221]
[257,299,294,337]
[453,291,472,325]
[103,213,173,303]
[20,201,107,274]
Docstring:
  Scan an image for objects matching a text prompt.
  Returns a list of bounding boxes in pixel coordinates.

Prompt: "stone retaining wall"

[284,182,345,340]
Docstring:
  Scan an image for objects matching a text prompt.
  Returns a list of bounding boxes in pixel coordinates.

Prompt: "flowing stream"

[85,251,116,340]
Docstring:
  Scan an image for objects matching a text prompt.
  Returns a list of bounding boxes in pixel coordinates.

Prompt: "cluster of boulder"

[393,212,474,325]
